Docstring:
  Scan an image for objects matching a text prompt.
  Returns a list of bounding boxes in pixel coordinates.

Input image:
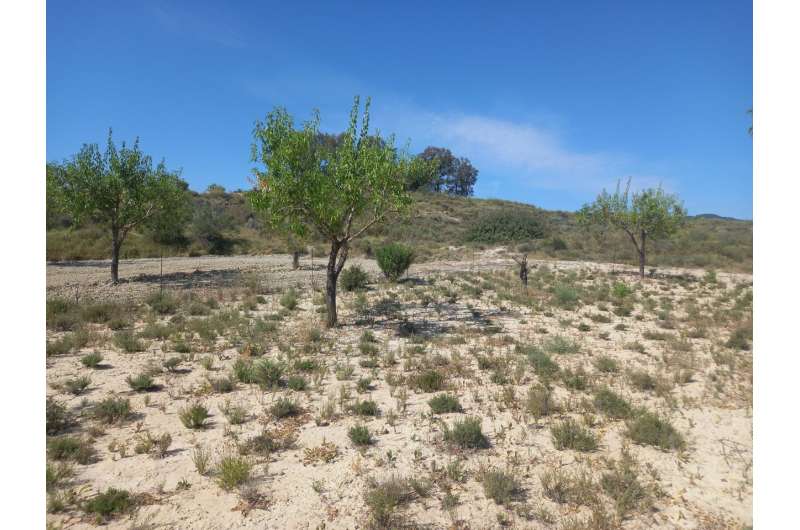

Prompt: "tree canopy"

[248,96,434,325]
[578,178,686,278]
[48,130,190,282]
[412,146,479,196]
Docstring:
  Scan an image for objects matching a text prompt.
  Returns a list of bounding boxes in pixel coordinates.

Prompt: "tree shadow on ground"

[122,269,244,290]
[355,300,510,339]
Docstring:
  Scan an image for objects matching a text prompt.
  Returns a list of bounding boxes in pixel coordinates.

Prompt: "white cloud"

[395,110,674,194]
[433,115,605,174]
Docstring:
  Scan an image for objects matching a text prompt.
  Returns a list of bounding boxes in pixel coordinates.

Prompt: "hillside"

[47,190,752,273]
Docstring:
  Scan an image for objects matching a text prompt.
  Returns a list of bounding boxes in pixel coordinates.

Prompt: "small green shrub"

[545,335,580,354]
[626,411,685,450]
[92,397,131,424]
[216,454,252,491]
[47,298,80,331]
[364,475,415,527]
[351,399,380,416]
[601,450,652,517]
[593,388,633,419]
[375,243,414,281]
[113,331,144,353]
[220,399,248,425]
[413,369,444,392]
[207,375,235,393]
[551,419,598,452]
[84,488,131,518]
[270,397,300,418]
[80,352,104,368]
[348,424,373,446]
[253,359,284,389]
[179,403,210,429]
[356,376,372,393]
[63,375,91,395]
[126,373,156,392]
[48,436,95,464]
[287,375,308,391]
[232,358,256,384]
[524,346,560,380]
[612,282,633,299]
[726,325,751,350]
[561,367,589,391]
[628,370,656,391]
[293,358,318,372]
[280,288,298,310]
[481,469,521,505]
[553,284,580,309]
[594,356,619,373]
[525,384,558,419]
[428,394,462,414]
[340,265,369,291]
[444,417,489,449]
[146,291,179,315]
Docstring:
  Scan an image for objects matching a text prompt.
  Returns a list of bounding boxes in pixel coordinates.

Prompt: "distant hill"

[692,213,749,222]
[47,190,753,273]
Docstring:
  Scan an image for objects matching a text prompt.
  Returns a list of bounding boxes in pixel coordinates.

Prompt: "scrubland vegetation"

[45,98,751,528]
[47,188,752,273]
[45,258,753,528]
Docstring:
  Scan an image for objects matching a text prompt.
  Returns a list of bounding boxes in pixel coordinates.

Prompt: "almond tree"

[48,130,190,283]
[578,178,686,279]
[249,96,433,326]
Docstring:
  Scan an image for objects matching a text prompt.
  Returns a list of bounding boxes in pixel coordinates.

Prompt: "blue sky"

[46,0,753,218]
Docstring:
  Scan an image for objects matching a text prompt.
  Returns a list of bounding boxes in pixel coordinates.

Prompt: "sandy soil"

[46,252,752,529]
[46,250,750,302]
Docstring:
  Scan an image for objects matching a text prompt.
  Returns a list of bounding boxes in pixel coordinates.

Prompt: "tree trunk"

[111,231,121,284]
[638,230,647,279]
[325,241,341,328]
[292,251,300,270]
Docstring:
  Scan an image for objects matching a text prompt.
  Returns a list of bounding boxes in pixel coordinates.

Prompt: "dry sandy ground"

[46,252,752,529]
[46,251,749,302]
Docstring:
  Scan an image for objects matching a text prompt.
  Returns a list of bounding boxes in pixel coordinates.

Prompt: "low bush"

[270,397,300,419]
[48,436,95,464]
[80,352,104,369]
[287,375,308,391]
[428,394,462,414]
[113,331,144,353]
[126,373,156,392]
[92,397,131,425]
[480,469,521,505]
[444,417,489,449]
[551,419,598,452]
[526,384,558,419]
[340,265,369,291]
[253,359,285,389]
[412,369,445,392]
[364,475,415,527]
[146,291,180,315]
[351,399,380,416]
[63,375,91,395]
[179,403,210,429]
[375,243,414,281]
[626,411,685,450]
[593,388,633,419]
[279,288,298,310]
[216,454,252,491]
[523,346,560,380]
[465,210,546,244]
[84,488,132,518]
[348,424,373,446]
